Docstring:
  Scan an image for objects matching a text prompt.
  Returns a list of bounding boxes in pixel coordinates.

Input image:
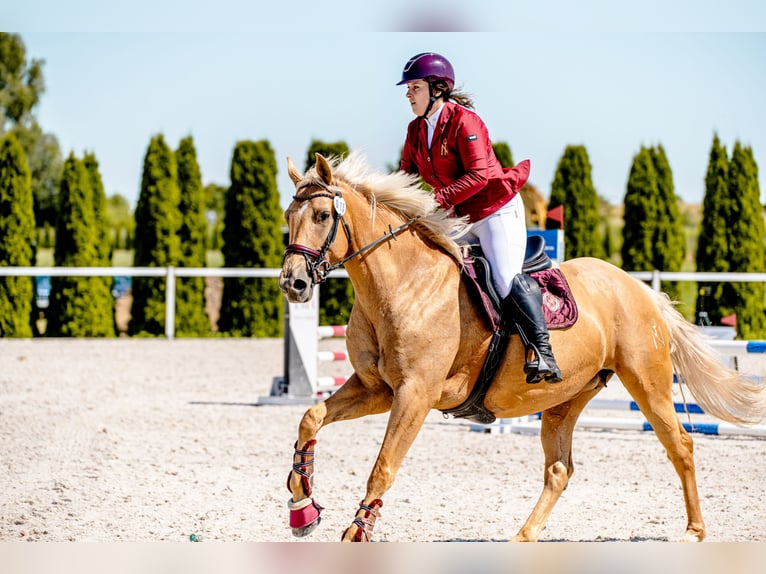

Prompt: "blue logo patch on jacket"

[467,134,478,141]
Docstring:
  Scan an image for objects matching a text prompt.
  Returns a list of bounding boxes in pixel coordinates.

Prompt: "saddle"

[462,235,578,332]
[440,235,579,424]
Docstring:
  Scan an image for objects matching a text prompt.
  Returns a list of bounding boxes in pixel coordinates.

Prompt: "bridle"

[284,179,419,286]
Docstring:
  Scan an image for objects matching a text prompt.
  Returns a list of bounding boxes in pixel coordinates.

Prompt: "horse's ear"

[315,153,334,186]
[287,157,303,186]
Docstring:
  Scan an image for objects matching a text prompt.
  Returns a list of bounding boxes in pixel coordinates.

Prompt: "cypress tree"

[621,147,658,271]
[174,136,210,336]
[650,145,685,299]
[305,140,348,167]
[493,141,548,228]
[218,140,283,337]
[696,134,732,324]
[728,143,765,338]
[650,146,685,269]
[304,140,354,327]
[0,133,35,336]
[83,152,112,264]
[492,142,513,168]
[130,134,181,336]
[547,145,604,259]
[83,152,117,334]
[46,153,114,336]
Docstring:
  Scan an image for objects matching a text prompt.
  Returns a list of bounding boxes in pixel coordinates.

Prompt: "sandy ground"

[1,337,765,544]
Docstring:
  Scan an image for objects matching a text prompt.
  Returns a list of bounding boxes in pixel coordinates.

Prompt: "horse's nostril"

[293,278,308,292]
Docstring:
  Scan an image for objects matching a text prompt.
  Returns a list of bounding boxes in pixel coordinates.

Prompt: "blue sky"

[5,3,766,209]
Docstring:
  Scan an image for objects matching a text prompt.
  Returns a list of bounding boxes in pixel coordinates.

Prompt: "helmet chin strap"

[420,82,439,120]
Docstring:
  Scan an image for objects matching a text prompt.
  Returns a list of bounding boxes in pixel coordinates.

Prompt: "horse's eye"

[317,211,331,223]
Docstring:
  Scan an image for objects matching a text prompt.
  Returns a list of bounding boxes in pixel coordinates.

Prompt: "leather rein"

[284,179,419,286]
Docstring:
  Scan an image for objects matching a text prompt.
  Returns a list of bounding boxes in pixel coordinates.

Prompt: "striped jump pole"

[472,337,765,438]
[317,325,347,338]
[506,415,766,438]
[318,350,348,362]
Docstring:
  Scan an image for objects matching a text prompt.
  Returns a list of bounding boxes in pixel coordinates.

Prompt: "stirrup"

[523,346,562,384]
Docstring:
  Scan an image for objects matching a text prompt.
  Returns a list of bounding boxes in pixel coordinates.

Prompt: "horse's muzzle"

[279,261,315,303]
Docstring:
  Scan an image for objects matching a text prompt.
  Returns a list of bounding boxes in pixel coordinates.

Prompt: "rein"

[284,180,419,285]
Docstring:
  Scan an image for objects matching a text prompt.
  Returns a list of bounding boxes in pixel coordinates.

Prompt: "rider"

[397,52,562,384]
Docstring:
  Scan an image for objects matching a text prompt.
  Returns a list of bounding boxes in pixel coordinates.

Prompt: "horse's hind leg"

[287,373,393,537]
[619,366,705,541]
[513,386,602,542]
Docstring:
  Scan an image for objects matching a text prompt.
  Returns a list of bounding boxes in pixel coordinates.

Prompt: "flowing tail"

[651,287,766,426]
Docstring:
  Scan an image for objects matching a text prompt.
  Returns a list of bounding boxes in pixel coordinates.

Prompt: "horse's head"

[279,153,352,303]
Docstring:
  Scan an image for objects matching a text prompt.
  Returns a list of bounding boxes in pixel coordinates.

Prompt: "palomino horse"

[279,152,766,542]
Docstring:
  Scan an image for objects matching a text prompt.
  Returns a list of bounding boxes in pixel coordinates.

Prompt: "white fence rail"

[0,266,349,339]
[0,267,762,339]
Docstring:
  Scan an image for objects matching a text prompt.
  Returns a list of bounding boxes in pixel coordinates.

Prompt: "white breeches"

[457,194,527,299]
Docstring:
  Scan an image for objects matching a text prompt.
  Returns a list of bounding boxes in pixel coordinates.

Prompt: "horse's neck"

[344,215,459,319]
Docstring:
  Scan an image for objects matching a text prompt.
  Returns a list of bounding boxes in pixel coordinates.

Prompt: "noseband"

[284,179,419,286]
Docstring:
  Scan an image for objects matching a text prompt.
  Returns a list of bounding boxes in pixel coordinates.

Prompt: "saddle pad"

[462,258,578,331]
[533,267,579,329]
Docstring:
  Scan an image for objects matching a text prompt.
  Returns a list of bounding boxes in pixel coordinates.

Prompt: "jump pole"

[473,339,765,437]
[506,414,766,438]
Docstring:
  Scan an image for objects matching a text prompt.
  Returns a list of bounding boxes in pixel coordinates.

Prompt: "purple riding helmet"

[396,52,455,90]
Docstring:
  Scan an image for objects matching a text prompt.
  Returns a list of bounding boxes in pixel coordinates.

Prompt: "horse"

[278,152,766,542]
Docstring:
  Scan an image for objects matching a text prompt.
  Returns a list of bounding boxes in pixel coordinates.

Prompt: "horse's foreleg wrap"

[286,439,317,498]
[286,439,324,536]
[342,499,383,542]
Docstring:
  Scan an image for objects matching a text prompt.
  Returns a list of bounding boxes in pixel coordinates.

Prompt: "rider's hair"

[431,79,475,110]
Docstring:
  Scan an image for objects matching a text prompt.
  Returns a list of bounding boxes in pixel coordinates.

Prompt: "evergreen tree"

[46,153,114,336]
[218,140,283,337]
[0,133,35,336]
[621,147,658,271]
[305,140,348,167]
[649,145,685,299]
[696,134,732,324]
[547,145,604,259]
[174,136,210,336]
[130,134,181,336]
[83,152,118,334]
[650,146,685,269]
[728,143,765,338]
[492,142,514,168]
[83,152,112,264]
[303,140,354,326]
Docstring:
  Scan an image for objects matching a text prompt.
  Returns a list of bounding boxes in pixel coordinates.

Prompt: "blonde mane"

[302,152,469,263]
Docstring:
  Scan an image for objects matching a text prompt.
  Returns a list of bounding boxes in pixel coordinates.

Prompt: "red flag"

[546,205,564,229]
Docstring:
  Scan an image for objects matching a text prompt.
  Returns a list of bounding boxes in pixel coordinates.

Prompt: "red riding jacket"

[400,101,530,223]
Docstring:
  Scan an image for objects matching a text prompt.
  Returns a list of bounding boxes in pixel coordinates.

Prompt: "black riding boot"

[503,274,563,384]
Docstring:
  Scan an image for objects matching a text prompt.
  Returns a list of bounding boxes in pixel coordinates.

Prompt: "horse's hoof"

[288,497,324,538]
[292,517,321,538]
[678,528,705,542]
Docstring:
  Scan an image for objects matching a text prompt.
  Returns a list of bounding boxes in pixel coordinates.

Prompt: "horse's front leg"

[287,372,393,537]
[340,381,433,542]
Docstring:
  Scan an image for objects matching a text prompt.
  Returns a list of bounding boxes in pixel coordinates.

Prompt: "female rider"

[397,52,561,384]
